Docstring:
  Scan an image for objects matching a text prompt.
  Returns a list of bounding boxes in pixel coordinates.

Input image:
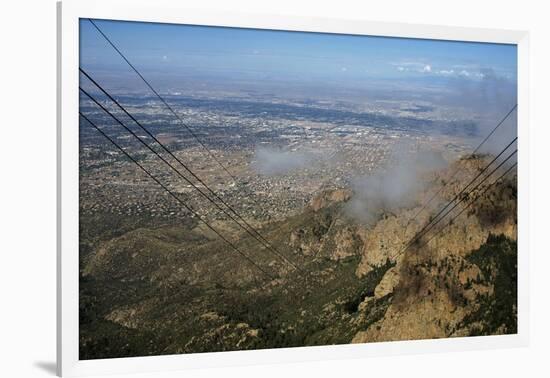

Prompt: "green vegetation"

[79,172,517,358]
[461,234,517,335]
[343,259,394,313]
[79,232,394,358]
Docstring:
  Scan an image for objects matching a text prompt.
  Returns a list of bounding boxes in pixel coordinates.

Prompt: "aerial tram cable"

[399,136,517,256]
[79,111,278,282]
[79,69,302,273]
[393,144,517,260]
[417,162,518,252]
[405,104,517,228]
[79,86,302,273]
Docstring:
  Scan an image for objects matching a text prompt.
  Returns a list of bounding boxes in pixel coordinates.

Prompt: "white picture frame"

[57,1,530,376]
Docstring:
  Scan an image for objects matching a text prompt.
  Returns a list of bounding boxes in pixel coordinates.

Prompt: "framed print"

[57,1,529,376]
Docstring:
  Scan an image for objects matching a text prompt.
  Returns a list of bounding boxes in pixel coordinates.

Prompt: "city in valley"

[79,92,473,224]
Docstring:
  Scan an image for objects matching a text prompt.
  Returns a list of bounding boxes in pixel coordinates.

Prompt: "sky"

[80,18,517,85]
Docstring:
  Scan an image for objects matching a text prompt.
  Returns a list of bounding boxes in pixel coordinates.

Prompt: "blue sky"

[80,18,517,84]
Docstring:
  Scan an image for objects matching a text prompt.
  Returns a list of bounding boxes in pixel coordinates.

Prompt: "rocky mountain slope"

[353,156,517,342]
[79,155,517,359]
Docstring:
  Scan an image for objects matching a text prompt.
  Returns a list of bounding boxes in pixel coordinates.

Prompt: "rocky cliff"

[79,155,517,358]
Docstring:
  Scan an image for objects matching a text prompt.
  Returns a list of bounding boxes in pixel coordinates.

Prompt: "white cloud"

[392,61,497,80]
[392,61,435,74]
[253,147,318,175]
[341,67,348,72]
